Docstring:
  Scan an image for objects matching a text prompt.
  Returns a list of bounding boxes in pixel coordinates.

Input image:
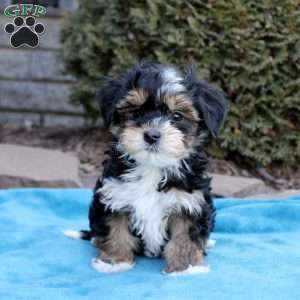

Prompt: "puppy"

[65,63,228,274]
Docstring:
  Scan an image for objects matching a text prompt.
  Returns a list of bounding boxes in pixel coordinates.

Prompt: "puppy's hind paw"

[63,229,83,240]
[163,264,210,276]
[206,239,216,249]
[91,258,135,273]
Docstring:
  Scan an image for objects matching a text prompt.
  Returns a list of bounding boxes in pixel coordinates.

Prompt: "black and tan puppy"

[65,63,228,274]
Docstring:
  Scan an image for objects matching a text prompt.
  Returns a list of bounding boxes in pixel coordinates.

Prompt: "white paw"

[63,229,83,240]
[163,264,210,276]
[206,239,216,249]
[91,258,135,273]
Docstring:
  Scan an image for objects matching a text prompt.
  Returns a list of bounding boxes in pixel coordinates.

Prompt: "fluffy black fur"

[99,63,228,136]
[81,63,228,258]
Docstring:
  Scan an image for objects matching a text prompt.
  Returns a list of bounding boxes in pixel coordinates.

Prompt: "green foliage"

[61,0,300,167]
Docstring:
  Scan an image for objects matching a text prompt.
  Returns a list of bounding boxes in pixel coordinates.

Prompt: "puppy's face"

[97,64,228,168]
[116,91,202,167]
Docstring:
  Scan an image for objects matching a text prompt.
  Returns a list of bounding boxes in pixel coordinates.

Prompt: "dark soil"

[0,125,299,189]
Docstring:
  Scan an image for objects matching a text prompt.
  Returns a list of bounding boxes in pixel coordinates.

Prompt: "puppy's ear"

[96,78,125,128]
[184,68,229,137]
[96,65,143,128]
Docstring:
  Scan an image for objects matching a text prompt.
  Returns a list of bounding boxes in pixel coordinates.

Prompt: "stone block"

[0,144,81,188]
[0,80,83,114]
[210,173,267,198]
[0,111,41,127]
[0,48,74,81]
[43,114,86,127]
[246,190,300,200]
[0,111,87,127]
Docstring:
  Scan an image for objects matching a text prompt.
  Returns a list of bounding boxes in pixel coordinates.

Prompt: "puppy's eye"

[172,112,183,122]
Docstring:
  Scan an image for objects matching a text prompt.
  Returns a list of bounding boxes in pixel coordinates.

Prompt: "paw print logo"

[4,16,45,48]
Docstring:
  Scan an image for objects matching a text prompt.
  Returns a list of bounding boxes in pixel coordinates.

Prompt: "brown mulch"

[0,125,299,189]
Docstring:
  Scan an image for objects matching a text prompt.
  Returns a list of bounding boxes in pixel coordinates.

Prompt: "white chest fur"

[98,165,204,257]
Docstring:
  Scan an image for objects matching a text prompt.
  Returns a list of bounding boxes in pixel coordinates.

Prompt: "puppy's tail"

[63,229,92,241]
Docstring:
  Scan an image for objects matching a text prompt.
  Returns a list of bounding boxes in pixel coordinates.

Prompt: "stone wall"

[0,0,85,127]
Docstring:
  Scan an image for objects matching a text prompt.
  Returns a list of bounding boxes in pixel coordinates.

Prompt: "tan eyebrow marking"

[163,95,200,123]
[117,89,148,112]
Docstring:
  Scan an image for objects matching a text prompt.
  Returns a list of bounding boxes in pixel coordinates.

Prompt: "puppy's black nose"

[144,129,161,144]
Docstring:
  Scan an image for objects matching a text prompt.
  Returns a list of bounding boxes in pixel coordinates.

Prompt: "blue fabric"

[0,188,299,300]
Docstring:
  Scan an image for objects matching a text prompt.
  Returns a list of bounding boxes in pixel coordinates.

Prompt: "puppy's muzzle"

[143,129,161,145]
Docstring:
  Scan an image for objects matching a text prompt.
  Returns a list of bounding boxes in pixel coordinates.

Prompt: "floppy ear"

[96,65,144,128]
[184,68,229,137]
[96,78,126,128]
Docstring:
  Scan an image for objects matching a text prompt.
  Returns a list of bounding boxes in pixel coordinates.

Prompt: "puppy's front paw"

[164,240,204,274]
[91,257,135,273]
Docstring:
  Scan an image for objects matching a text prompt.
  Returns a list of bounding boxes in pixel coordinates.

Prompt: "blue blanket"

[0,189,299,300]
